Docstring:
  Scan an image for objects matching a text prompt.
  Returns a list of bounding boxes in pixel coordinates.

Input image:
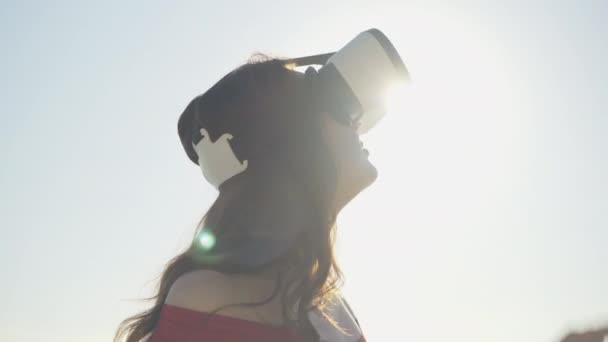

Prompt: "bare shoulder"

[165,269,235,312]
[164,269,283,324]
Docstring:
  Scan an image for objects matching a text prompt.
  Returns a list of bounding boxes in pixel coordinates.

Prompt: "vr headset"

[192,28,410,190]
[285,28,410,135]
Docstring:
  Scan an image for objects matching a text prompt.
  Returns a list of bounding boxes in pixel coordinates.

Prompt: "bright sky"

[1,1,606,341]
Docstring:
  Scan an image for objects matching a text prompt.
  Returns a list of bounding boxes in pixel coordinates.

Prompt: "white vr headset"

[193,28,411,189]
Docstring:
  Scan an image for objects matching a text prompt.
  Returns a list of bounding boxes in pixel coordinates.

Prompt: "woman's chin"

[340,161,378,208]
[361,160,378,189]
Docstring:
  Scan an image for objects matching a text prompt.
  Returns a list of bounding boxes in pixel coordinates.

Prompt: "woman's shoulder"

[164,269,284,324]
[165,269,232,312]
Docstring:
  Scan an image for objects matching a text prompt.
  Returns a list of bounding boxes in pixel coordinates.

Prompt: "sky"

[0,1,606,341]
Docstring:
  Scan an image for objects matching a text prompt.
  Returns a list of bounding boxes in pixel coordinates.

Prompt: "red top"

[148,304,367,342]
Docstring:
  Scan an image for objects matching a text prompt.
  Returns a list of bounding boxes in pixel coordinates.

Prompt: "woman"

[114,55,377,342]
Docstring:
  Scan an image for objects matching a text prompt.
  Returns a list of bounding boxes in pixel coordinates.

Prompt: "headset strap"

[283,52,334,67]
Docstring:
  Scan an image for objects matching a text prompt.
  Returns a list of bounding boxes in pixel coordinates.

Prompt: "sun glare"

[337,9,530,341]
[197,230,216,250]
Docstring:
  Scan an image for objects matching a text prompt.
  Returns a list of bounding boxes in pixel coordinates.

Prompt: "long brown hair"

[114,55,345,341]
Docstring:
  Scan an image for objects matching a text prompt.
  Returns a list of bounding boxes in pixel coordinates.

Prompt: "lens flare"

[384,81,411,111]
[197,230,216,250]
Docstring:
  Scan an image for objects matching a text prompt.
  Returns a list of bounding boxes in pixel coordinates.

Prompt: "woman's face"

[319,112,378,211]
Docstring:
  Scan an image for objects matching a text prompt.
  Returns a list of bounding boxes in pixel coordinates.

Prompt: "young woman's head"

[180,56,377,214]
[114,55,377,342]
